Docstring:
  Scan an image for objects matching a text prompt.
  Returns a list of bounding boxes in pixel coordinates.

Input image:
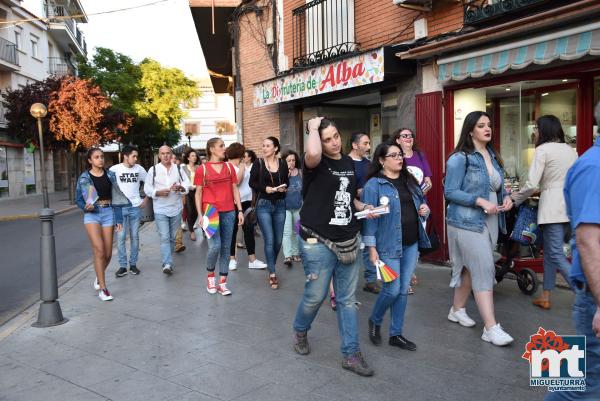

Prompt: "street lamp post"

[30,103,67,328]
[186,132,192,147]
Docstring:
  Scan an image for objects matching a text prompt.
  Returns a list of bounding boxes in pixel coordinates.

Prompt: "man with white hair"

[144,146,190,275]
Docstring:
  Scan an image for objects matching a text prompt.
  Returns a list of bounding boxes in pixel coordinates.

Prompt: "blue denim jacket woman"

[361,176,430,257]
[444,148,508,235]
[76,169,127,225]
[361,142,431,351]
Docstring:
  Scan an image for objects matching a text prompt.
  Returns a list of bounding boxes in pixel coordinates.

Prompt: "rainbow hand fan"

[375,260,399,283]
[83,185,98,205]
[202,204,219,239]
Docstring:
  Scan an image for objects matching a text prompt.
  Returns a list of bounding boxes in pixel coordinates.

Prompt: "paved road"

[0,209,91,325]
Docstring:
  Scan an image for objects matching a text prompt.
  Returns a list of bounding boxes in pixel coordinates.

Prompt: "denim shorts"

[84,206,114,227]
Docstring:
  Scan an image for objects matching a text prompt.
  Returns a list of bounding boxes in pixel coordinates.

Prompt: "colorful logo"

[522,327,586,392]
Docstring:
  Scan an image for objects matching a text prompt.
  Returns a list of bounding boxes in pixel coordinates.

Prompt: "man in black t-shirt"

[292,116,374,377]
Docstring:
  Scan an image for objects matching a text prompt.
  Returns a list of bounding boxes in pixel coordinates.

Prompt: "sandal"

[410,274,418,287]
[269,274,278,290]
[284,257,293,267]
[190,232,196,241]
[292,255,301,262]
[408,286,415,295]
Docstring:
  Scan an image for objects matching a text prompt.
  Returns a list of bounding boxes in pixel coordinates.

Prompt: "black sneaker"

[129,265,140,275]
[368,319,382,345]
[293,331,310,355]
[363,282,381,294]
[342,352,374,377]
[389,335,417,351]
[115,267,128,278]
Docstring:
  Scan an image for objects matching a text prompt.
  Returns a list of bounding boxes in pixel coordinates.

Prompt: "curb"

[0,205,78,222]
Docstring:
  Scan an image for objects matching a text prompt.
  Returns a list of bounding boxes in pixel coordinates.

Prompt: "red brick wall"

[237,1,280,152]
[282,0,463,62]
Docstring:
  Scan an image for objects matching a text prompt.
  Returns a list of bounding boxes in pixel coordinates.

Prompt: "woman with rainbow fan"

[194,138,244,296]
[361,142,431,351]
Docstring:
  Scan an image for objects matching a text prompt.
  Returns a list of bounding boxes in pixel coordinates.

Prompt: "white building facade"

[179,77,238,153]
[0,0,87,199]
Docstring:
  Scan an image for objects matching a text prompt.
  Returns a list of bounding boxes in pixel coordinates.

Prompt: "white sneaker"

[98,289,113,301]
[162,264,173,275]
[93,278,100,291]
[181,222,188,231]
[228,260,237,271]
[248,259,267,269]
[448,307,476,327]
[482,323,514,346]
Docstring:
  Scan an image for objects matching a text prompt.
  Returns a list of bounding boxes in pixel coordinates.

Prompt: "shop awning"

[438,24,600,83]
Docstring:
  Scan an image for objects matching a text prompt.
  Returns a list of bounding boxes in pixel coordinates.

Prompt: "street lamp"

[186,132,192,147]
[30,103,67,328]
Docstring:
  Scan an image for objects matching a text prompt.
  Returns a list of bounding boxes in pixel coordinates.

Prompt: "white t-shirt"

[238,165,252,202]
[109,163,147,207]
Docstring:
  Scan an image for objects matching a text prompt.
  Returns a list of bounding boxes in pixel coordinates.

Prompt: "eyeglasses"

[384,153,403,160]
[399,133,414,139]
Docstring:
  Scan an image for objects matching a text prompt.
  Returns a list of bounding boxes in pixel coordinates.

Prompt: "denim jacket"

[361,176,431,258]
[75,169,129,225]
[444,148,507,234]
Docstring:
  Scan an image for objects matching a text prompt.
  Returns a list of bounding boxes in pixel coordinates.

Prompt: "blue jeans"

[293,239,361,357]
[282,209,300,258]
[370,243,419,337]
[154,212,181,267]
[117,206,141,268]
[544,289,600,400]
[541,223,572,291]
[256,198,286,273]
[206,211,236,276]
[363,247,377,284]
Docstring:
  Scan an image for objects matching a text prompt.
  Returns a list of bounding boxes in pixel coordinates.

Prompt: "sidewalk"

[0,191,76,221]
[0,224,575,401]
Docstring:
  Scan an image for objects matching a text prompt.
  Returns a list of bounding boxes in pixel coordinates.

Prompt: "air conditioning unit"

[392,0,432,12]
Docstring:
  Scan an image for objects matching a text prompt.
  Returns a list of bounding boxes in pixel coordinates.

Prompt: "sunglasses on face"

[384,153,403,160]
[399,134,414,139]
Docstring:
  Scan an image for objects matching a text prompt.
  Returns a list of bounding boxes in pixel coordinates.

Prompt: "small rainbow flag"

[202,204,219,239]
[375,260,399,283]
[84,185,98,205]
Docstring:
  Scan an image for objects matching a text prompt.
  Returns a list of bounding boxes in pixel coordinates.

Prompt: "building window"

[184,123,198,134]
[0,146,8,198]
[215,120,236,135]
[14,31,21,51]
[30,36,39,58]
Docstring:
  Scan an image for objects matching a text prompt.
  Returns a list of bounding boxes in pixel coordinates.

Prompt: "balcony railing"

[464,0,555,26]
[0,36,18,66]
[48,57,75,76]
[292,0,358,69]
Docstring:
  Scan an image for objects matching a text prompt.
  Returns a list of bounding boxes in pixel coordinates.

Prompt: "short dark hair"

[226,142,246,160]
[282,149,301,169]
[351,131,368,144]
[182,148,200,164]
[245,149,257,163]
[535,115,566,147]
[121,145,138,157]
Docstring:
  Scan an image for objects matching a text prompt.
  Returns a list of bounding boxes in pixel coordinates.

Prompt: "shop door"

[415,92,446,262]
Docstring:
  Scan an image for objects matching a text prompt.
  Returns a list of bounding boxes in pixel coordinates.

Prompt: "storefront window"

[0,146,9,198]
[454,79,578,188]
[23,148,36,194]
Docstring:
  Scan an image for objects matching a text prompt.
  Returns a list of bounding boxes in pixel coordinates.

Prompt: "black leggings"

[231,200,256,256]
[186,190,198,229]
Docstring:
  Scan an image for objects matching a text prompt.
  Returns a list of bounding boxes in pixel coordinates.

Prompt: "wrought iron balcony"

[48,57,75,76]
[0,36,18,66]
[464,0,557,27]
[292,0,359,69]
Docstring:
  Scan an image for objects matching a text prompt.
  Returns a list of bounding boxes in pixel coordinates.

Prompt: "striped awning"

[438,25,600,83]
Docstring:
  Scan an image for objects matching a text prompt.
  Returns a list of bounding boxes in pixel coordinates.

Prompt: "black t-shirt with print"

[300,154,360,242]
[382,174,419,246]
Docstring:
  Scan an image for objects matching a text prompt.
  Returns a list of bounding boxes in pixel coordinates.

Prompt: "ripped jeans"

[293,238,361,357]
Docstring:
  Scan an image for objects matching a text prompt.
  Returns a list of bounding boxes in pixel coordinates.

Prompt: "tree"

[135,58,200,132]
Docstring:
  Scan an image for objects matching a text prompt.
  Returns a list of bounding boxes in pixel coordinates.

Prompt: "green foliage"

[135,58,200,131]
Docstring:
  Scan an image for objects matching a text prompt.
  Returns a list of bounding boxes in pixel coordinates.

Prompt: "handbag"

[510,204,540,245]
[139,197,154,223]
[419,220,440,255]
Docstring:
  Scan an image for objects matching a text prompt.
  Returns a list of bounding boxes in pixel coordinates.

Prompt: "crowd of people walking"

[75,106,600,391]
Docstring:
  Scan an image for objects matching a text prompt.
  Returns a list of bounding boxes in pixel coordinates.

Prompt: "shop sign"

[254,48,385,107]
[23,149,35,186]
